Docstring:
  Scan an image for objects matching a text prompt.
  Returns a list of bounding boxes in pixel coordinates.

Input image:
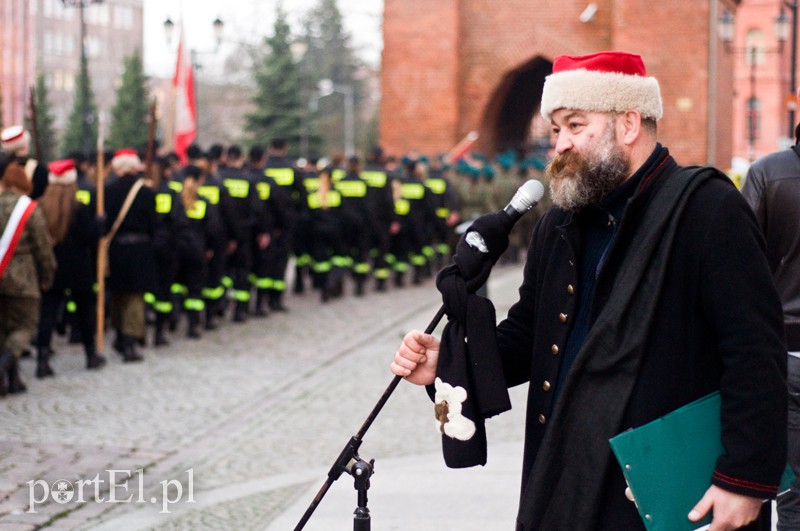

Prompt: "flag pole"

[95,111,106,354]
[444,131,479,165]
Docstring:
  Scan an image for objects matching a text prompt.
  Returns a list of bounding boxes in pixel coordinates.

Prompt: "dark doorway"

[479,56,552,156]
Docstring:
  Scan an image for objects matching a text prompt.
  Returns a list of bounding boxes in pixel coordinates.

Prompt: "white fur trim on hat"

[1,125,31,153]
[48,160,78,185]
[111,150,142,175]
[540,68,662,122]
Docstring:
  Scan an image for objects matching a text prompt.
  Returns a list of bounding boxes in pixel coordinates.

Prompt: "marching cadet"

[105,149,156,362]
[292,158,319,295]
[36,159,106,376]
[1,125,49,199]
[175,165,223,338]
[150,157,187,346]
[422,155,460,270]
[334,156,372,296]
[246,145,285,316]
[307,163,345,302]
[361,147,394,292]
[390,158,437,286]
[261,138,303,311]
[0,157,56,396]
[219,145,260,322]
[184,146,237,329]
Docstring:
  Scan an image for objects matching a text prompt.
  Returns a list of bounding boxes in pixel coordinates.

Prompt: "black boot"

[7,355,27,394]
[187,311,202,339]
[293,266,305,294]
[413,266,423,285]
[154,314,170,347]
[204,305,218,330]
[121,335,144,363]
[113,332,125,355]
[85,346,107,370]
[355,276,366,297]
[233,301,248,323]
[36,346,55,379]
[268,290,289,312]
[394,270,405,288]
[0,351,13,397]
[254,290,269,317]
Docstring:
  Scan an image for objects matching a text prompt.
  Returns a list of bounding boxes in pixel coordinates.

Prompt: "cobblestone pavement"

[0,264,531,530]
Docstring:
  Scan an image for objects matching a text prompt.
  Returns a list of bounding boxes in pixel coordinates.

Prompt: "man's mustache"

[546,151,584,177]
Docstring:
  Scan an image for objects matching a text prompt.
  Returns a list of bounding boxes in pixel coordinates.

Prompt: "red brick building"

[1,0,143,147]
[381,0,739,168]
[728,0,796,164]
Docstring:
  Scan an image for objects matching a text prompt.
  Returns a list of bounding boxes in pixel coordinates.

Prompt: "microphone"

[503,179,546,223]
[465,179,545,253]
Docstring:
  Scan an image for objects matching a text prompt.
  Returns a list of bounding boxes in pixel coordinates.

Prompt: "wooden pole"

[28,85,44,163]
[95,112,106,354]
[144,98,158,186]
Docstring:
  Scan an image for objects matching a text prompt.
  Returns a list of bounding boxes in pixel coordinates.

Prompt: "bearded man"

[391,51,787,530]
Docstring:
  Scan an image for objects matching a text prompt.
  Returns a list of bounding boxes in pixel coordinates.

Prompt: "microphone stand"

[294,305,447,531]
[294,179,543,530]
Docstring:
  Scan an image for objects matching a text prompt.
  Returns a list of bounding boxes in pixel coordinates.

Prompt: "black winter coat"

[105,174,157,293]
[51,181,101,293]
[497,150,787,529]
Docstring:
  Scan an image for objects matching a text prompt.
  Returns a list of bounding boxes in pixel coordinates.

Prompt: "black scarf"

[432,211,514,468]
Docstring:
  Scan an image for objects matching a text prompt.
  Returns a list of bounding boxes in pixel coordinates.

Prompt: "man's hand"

[390,330,440,386]
[688,485,763,531]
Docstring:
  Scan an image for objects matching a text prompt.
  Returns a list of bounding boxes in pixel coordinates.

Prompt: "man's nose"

[554,134,573,155]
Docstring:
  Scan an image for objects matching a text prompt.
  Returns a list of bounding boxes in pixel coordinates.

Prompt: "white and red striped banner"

[173,31,196,165]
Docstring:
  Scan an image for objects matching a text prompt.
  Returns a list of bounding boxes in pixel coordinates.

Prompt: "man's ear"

[619,110,642,146]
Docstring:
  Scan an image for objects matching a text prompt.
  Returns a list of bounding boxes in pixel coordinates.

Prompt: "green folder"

[609,391,794,531]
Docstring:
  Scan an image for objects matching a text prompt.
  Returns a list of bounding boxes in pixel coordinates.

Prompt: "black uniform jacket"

[496,149,787,529]
[51,180,101,293]
[105,174,157,293]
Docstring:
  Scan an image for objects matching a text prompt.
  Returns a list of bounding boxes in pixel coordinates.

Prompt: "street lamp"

[164,16,224,53]
[719,8,789,159]
[162,16,225,147]
[61,0,103,155]
[317,79,355,157]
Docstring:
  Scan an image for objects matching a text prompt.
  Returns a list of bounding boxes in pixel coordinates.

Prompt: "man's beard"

[545,121,630,212]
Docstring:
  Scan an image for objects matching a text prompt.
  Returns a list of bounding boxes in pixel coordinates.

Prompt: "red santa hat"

[540,51,663,122]
[111,148,142,175]
[1,125,31,153]
[48,159,78,185]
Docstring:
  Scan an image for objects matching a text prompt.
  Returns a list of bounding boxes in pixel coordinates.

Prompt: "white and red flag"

[172,32,196,164]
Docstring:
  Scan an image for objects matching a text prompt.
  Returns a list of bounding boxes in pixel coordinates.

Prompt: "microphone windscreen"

[512,180,545,212]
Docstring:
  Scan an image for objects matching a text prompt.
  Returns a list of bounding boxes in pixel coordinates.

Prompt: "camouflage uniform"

[0,189,56,359]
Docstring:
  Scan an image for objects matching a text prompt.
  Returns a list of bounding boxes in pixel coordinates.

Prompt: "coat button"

[559,313,568,323]
[551,344,559,355]
[538,414,547,424]
[568,260,575,267]
[542,380,552,391]
[567,284,575,295]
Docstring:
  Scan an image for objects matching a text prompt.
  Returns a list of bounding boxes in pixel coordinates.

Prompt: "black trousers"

[38,288,94,353]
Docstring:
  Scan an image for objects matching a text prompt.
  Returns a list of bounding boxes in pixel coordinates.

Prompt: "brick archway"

[478,56,552,156]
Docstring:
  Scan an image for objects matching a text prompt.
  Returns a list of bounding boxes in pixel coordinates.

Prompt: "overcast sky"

[142,0,384,78]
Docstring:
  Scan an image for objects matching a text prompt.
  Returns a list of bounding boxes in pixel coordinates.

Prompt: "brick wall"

[381,0,734,168]
[380,0,460,156]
